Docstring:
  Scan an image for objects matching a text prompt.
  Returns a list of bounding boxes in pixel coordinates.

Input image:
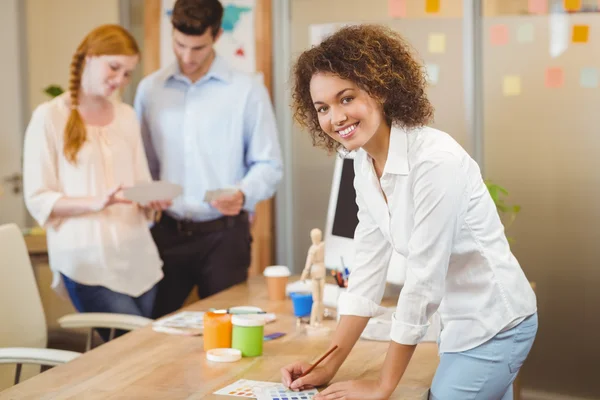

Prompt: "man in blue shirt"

[134,0,283,318]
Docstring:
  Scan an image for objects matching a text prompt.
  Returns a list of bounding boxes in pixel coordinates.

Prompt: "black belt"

[159,212,248,235]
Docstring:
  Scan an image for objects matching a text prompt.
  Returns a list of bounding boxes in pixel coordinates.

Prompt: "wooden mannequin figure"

[301,228,326,327]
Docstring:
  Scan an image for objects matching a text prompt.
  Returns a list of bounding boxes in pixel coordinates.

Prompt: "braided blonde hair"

[64,24,139,163]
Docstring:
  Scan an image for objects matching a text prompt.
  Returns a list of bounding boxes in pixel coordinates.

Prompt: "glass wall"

[482,0,599,397]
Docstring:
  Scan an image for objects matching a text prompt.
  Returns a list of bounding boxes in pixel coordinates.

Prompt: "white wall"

[26,0,120,113]
[0,0,27,227]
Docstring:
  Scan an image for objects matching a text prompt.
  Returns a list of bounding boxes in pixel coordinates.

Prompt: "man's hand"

[211,189,245,216]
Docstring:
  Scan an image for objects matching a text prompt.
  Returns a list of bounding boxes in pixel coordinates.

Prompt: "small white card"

[122,181,182,204]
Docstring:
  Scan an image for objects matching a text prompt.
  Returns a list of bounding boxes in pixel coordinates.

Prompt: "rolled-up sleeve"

[337,165,393,318]
[130,113,153,185]
[390,153,469,345]
[133,78,160,180]
[238,80,283,211]
[23,105,63,229]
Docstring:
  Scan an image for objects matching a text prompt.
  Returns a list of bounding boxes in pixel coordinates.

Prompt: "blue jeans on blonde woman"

[61,273,157,343]
[429,313,538,400]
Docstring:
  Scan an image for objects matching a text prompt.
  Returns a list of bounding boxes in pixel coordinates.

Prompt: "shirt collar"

[360,124,411,177]
[164,53,232,85]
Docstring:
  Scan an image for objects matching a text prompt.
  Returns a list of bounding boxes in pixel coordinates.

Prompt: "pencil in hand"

[299,345,339,378]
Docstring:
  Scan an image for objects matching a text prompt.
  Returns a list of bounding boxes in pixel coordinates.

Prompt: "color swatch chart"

[214,379,318,399]
[255,385,319,400]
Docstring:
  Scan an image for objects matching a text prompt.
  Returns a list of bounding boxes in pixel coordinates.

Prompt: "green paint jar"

[231,314,265,357]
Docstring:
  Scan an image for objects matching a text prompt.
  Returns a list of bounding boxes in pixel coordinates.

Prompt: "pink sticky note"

[388,0,407,18]
[545,67,564,88]
[528,0,548,14]
[490,25,509,46]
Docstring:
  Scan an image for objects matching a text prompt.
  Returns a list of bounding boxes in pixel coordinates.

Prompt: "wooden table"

[1,277,439,399]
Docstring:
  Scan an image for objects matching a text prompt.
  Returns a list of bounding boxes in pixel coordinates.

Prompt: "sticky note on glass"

[490,25,509,46]
[528,0,547,14]
[426,0,440,13]
[572,25,589,43]
[580,67,599,88]
[426,63,440,85]
[388,0,407,18]
[503,76,521,96]
[428,33,446,54]
[563,0,581,11]
[545,67,564,88]
[517,23,535,43]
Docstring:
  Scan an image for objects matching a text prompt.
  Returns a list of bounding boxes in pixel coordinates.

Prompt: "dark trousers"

[150,212,252,319]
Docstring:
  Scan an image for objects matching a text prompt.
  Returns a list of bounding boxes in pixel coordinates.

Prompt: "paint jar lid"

[206,348,242,363]
[263,265,291,277]
[232,314,266,327]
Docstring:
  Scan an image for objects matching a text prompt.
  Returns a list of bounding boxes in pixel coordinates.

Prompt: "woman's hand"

[281,361,335,391]
[314,379,393,400]
[144,199,172,211]
[94,185,132,211]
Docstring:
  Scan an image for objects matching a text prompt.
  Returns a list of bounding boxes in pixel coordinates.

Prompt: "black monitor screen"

[331,158,359,239]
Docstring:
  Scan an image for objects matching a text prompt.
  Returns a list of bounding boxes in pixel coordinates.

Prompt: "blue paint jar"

[290,292,313,317]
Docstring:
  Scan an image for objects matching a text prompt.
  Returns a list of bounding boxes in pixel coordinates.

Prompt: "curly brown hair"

[292,24,434,153]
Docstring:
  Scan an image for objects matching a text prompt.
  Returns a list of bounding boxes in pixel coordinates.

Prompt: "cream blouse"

[23,95,163,297]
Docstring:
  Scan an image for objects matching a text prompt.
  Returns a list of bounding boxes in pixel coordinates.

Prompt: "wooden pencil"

[299,345,339,378]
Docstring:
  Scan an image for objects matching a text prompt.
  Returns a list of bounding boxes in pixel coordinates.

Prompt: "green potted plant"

[485,180,521,243]
[43,84,64,98]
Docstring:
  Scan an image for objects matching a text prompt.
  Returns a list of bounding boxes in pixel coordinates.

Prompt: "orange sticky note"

[490,25,509,46]
[503,76,521,96]
[528,0,547,14]
[388,0,407,18]
[426,0,440,13]
[564,0,581,11]
[572,25,589,43]
[545,67,564,88]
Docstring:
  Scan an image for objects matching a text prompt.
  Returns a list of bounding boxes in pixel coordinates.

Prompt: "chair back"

[0,223,48,388]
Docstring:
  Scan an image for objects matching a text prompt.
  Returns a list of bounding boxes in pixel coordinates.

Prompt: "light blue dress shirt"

[134,55,283,222]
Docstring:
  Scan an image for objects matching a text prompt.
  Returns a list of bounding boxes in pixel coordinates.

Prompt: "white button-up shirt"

[337,125,537,353]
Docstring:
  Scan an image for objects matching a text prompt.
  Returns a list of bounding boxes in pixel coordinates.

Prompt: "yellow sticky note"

[563,0,581,11]
[503,76,521,96]
[428,33,446,54]
[426,0,440,13]
[572,25,589,43]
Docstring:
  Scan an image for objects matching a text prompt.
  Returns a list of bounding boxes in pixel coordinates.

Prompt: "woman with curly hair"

[281,24,537,400]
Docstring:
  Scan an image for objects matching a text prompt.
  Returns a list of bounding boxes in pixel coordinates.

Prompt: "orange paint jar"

[203,312,232,351]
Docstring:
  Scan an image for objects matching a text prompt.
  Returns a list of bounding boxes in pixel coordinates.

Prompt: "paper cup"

[263,265,290,301]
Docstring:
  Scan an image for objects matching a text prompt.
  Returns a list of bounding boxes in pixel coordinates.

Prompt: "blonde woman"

[23,25,170,341]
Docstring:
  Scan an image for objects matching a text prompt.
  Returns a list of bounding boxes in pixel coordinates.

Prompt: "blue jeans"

[430,313,538,400]
[61,273,157,342]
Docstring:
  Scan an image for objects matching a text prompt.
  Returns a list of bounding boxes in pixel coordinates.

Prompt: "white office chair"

[0,223,151,387]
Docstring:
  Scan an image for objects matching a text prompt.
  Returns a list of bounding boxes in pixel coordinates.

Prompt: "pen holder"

[290,292,313,318]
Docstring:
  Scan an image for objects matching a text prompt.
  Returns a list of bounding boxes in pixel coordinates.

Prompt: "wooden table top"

[1,277,439,400]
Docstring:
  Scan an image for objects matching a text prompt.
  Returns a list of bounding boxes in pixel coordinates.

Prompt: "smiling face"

[310,72,389,152]
[82,54,138,97]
